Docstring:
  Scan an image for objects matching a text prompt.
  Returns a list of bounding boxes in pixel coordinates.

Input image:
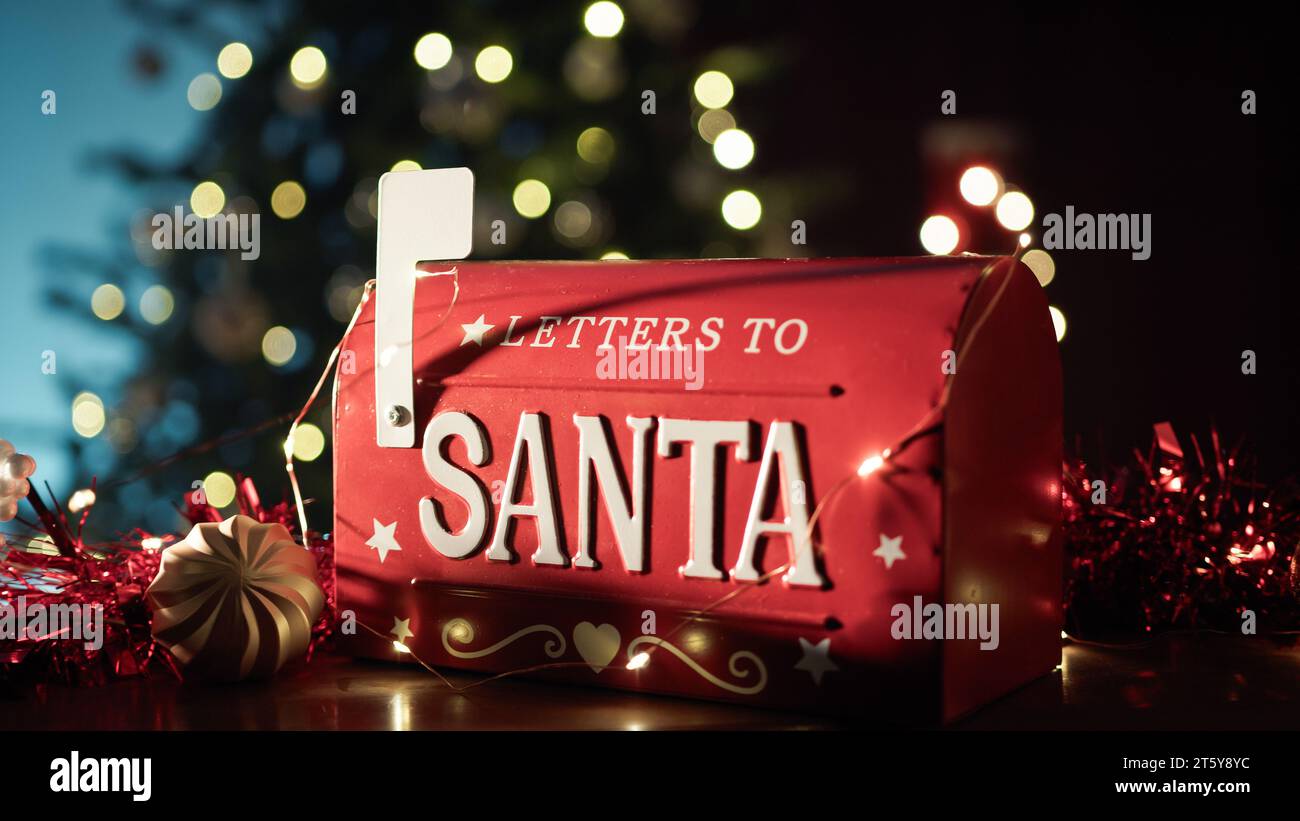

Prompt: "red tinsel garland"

[1063,423,1300,638]
[0,477,334,690]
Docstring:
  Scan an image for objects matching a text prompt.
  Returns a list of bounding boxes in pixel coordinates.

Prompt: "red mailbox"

[332,170,1062,722]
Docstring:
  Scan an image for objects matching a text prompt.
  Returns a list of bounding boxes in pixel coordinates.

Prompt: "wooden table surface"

[4,633,1299,730]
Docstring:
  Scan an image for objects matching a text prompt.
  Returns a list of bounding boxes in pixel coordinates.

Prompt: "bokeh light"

[390,159,422,172]
[475,46,513,83]
[995,191,1034,231]
[1022,249,1056,287]
[261,326,298,366]
[291,423,327,461]
[67,488,97,514]
[91,284,125,321]
[290,46,327,88]
[1049,305,1067,342]
[576,126,616,164]
[217,42,253,79]
[203,471,237,508]
[600,250,629,260]
[721,189,761,230]
[693,70,734,108]
[271,181,307,218]
[554,200,593,239]
[71,392,106,438]
[696,109,736,143]
[584,2,625,37]
[140,285,175,325]
[512,179,552,218]
[712,128,754,170]
[919,215,960,255]
[187,73,222,110]
[190,180,225,218]
[959,166,1002,206]
[413,33,453,70]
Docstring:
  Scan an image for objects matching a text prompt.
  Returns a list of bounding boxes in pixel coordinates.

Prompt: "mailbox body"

[333,257,1062,723]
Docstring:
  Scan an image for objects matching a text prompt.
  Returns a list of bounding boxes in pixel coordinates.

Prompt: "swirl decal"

[440,618,567,660]
[626,636,767,695]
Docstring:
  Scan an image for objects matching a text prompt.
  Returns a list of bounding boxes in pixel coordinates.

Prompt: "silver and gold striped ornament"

[147,515,324,681]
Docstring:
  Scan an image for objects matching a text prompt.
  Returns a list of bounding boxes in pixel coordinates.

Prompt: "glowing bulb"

[186,73,222,111]
[290,46,327,88]
[1019,233,1032,248]
[1021,249,1056,287]
[576,126,615,164]
[693,70,734,109]
[475,45,513,83]
[270,181,307,219]
[67,489,97,513]
[139,285,174,325]
[413,33,453,70]
[393,641,412,654]
[512,179,551,219]
[262,326,297,366]
[583,2,625,38]
[91,284,125,321]
[712,128,754,170]
[203,471,237,508]
[1048,305,1067,342]
[857,450,890,477]
[291,423,326,462]
[627,652,650,670]
[959,166,1001,206]
[71,392,106,438]
[190,180,226,219]
[996,191,1034,231]
[217,42,253,79]
[919,215,959,255]
[721,189,761,230]
[141,537,164,551]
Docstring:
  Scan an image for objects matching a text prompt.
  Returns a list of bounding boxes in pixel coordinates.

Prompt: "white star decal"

[390,617,414,644]
[459,313,495,346]
[365,519,402,563]
[872,533,906,569]
[794,637,839,685]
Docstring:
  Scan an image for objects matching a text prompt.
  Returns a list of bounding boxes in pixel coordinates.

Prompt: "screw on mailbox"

[386,405,410,427]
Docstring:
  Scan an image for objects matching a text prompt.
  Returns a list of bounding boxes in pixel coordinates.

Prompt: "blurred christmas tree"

[50,0,823,537]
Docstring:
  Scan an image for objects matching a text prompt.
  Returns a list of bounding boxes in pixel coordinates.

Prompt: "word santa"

[417,411,827,588]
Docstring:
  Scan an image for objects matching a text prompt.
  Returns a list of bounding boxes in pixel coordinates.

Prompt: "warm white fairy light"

[626,651,650,670]
[67,488,97,513]
[393,641,412,654]
[857,448,891,478]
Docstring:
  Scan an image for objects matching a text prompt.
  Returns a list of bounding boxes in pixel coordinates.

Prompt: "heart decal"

[573,622,621,673]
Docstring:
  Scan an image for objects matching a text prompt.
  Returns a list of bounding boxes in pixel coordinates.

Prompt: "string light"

[721,189,761,230]
[289,46,327,88]
[67,488,97,513]
[474,46,513,83]
[712,128,754,170]
[512,179,551,218]
[71,392,106,438]
[190,180,225,218]
[413,33,453,70]
[203,471,237,508]
[270,181,307,218]
[216,42,253,79]
[583,2,625,38]
[959,166,1001,206]
[139,285,174,325]
[186,73,222,110]
[262,326,298,366]
[1049,305,1067,342]
[693,70,734,108]
[857,449,891,477]
[995,191,1034,231]
[393,641,412,654]
[919,215,960,255]
[626,651,651,670]
[91,284,125,320]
